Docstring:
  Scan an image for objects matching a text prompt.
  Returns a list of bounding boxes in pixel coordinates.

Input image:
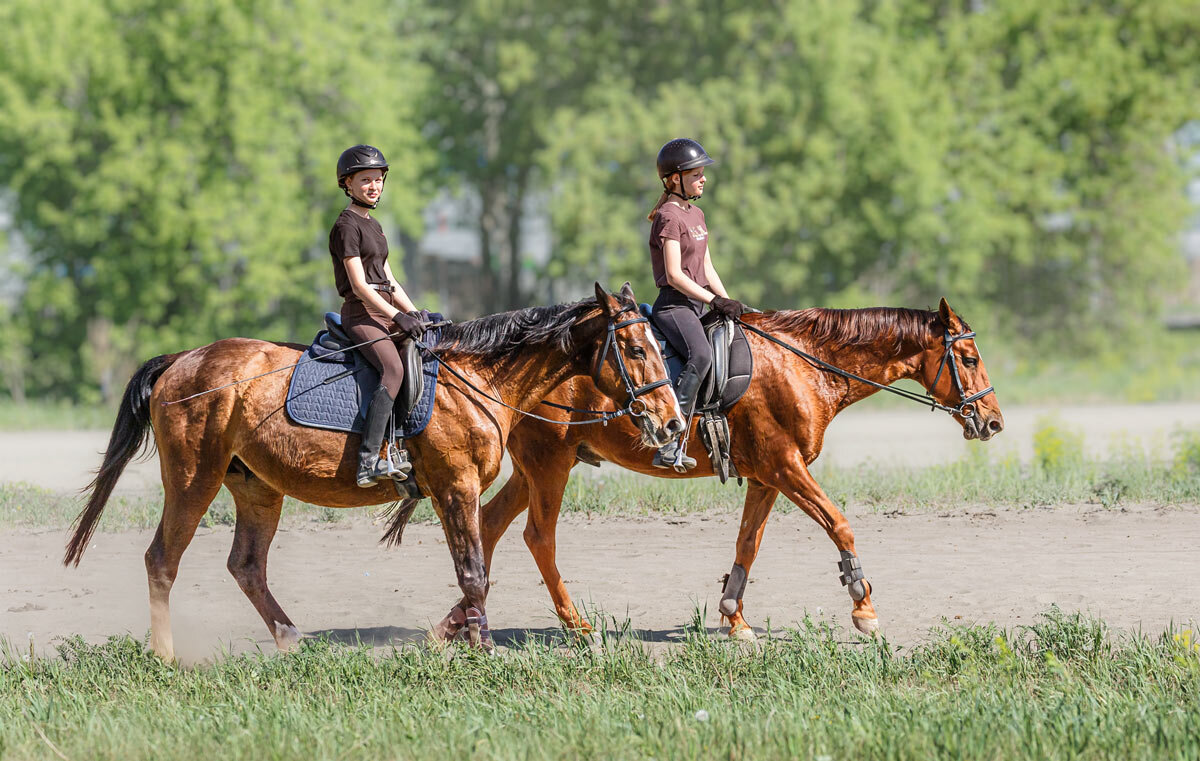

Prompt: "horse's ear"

[938,298,963,331]
[619,281,636,304]
[594,281,619,316]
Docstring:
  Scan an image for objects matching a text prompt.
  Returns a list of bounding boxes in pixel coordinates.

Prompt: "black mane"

[433,298,603,360]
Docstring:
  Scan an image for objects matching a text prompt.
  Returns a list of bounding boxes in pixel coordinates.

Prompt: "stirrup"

[384,441,413,482]
[357,454,403,487]
[653,440,696,470]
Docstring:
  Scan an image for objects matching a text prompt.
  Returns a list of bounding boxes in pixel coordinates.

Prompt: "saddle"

[284,312,444,498]
[639,303,754,483]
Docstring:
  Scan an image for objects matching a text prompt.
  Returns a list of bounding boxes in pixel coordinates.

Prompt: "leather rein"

[734,317,994,419]
[416,304,671,426]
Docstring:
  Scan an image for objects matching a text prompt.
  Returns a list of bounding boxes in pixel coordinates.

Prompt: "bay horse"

[64,283,682,659]
[410,299,1003,641]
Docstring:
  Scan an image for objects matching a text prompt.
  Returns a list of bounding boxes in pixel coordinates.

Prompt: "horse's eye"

[628,346,647,360]
[962,356,978,368]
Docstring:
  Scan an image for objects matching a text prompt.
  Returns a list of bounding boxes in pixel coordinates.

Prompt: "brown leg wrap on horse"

[719,563,749,617]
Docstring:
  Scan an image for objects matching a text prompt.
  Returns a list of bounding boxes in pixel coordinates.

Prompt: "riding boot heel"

[357,385,397,487]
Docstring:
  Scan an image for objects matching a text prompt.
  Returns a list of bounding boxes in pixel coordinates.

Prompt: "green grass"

[1,609,1198,760]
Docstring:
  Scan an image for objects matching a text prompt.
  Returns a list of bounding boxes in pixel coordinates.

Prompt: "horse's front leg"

[431,482,492,650]
[719,480,780,641]
[761,453,879,635]
[434,469,531,641]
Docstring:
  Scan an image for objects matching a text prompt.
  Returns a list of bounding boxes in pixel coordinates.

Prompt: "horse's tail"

[379,497,423,548]
[64,353,180,566]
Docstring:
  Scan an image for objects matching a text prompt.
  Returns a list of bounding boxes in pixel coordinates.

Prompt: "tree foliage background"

[1,0,1197,402]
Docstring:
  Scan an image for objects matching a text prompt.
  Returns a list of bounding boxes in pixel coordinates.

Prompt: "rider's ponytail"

[647,190,669,222]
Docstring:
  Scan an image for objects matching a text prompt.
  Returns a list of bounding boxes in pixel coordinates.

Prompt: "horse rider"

[647,138,747,470]
[328,144,426,487]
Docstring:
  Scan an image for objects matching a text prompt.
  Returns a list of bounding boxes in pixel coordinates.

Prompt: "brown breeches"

[341,296,404,396]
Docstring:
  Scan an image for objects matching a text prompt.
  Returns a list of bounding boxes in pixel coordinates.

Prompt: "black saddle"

[638,304,753,415]
[320,312,424,416]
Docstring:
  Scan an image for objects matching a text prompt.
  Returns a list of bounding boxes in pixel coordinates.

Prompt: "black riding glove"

[391,311,425,340]
[709,297,747,319]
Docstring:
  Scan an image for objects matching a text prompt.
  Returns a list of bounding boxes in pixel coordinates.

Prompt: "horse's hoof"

[729,623,757,642]
[274,622,303,652]
[430,606,468,642]
[853,615,880,636]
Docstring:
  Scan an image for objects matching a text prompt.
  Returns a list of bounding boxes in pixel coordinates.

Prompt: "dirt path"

[4,505,1197,662]
[6,402,1199,493]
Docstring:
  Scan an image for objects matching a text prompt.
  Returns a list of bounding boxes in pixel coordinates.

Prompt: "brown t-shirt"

[329,209,390,300]
[649,202,710,289]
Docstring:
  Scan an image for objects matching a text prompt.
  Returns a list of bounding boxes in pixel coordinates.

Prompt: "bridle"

[591,304,672,419]
[734,317,994,420]
[927,328,994,420]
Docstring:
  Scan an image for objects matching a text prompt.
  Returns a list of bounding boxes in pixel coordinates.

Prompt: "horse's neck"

[463,345,582,417]
[804,337,925,413]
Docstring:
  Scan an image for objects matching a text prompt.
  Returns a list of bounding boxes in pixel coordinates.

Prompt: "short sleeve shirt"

[649,202,710,289]
[329,209,390,300]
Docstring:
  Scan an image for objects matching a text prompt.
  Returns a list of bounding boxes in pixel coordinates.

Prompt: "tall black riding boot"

[357,385,404,487]
[653,367,703,470]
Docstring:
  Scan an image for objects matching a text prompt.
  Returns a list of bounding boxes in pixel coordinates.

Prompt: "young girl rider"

[329,144,426,487]
[647,138,747,470]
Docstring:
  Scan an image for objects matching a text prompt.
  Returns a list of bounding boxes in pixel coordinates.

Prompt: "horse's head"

[916,298,1004,441]
[587,282,685,447]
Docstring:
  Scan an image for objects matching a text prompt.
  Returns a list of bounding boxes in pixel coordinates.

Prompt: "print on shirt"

[688,224,708,241]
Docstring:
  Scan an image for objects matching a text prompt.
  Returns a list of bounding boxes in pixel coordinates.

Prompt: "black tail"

[378,497,422,548]
[64,354,179,566]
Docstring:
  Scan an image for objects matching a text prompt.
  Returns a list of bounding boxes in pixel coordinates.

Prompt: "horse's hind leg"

[224,474,300,652]
[145,452,229,661]
[720,481,780,642]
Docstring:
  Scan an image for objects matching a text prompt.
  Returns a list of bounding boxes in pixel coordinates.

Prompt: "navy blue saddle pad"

[639,303,753,413]
[285,315,444,438]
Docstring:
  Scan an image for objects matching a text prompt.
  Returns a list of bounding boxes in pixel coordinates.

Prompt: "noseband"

[928,329,994,419]
[595,305,672,418]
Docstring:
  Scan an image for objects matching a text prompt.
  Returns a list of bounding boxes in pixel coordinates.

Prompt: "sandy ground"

[3,505,1197,662]
[6,402,1200,494]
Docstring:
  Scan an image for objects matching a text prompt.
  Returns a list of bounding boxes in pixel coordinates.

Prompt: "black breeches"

[654,305,712,382]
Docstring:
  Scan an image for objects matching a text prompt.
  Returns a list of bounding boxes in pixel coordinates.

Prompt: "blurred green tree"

[0,0,431,401]
[540,0,1200,347]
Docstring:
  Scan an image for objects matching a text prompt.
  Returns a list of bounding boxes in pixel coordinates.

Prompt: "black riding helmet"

[337,145,389,209]
[656,138,715,201]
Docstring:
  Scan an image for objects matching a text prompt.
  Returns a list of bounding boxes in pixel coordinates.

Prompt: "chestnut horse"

[411,299,1003,640]
[65,283,682,659]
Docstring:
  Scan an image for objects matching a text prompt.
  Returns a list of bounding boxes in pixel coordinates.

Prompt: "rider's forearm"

[665,268,716,304]
[703,254,730,300]
[350,282,401,321]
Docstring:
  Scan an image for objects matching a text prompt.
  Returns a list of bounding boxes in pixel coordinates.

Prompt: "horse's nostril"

[988,419,1003,433]
[665,418,684,436]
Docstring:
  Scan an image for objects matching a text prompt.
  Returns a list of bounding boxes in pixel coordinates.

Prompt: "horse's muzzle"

[964,413,1004,441]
